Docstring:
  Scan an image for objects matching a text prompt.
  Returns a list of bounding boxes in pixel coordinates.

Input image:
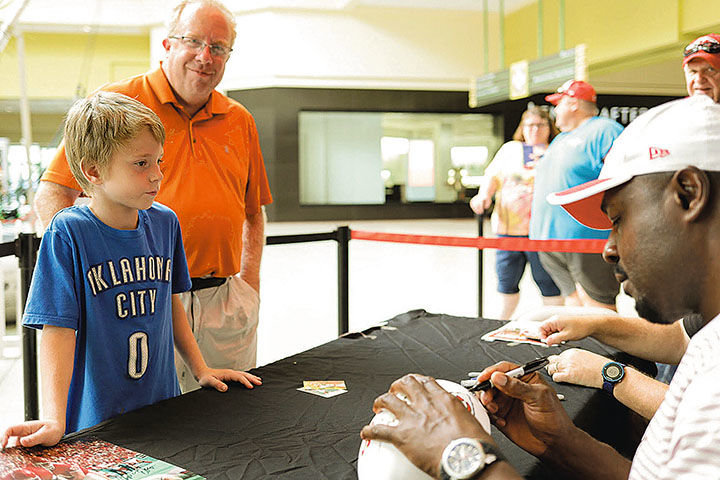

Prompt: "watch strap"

[601,379,615,394]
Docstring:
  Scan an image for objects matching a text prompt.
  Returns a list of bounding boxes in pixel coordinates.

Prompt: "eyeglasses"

[684,41,720,58]
[168,35,233,58]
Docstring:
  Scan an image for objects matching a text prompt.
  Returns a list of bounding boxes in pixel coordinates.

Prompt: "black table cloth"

[67,310,652,479]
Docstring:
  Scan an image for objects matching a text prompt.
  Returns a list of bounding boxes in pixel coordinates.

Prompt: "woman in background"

[470,106,563,319]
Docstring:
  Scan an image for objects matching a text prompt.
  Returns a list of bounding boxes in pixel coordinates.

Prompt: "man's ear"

[81,161,103,186]
[567,98,579,113]
[671,167,710,222]
[162,37,171,53]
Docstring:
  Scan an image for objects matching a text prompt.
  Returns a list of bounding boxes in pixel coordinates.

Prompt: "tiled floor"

[0,218,636,429]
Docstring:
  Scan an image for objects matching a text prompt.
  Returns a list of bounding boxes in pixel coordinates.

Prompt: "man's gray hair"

[578,99,600,116]
[167,0,236,46]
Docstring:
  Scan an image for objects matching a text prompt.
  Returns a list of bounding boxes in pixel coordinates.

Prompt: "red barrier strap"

[350,230,607,254]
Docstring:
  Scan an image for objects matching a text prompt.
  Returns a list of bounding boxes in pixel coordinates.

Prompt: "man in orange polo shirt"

[33,0,272,392]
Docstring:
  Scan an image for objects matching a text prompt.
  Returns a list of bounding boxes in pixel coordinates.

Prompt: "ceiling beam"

[0,0,31,54]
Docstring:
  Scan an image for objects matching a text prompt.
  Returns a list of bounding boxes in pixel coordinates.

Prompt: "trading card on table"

[0,436,204,479]
[481,321,550,347]
[297,380,348,398]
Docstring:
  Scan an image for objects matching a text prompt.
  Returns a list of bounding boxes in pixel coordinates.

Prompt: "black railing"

[0,233,42,421]
[477,214,485,317]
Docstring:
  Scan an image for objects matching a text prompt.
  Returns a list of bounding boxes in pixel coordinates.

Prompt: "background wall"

[0,32,149,143]
[156,6,499,92]
[232,87,487,221]
[7,1,720,102]
[299,112,385,205]
[0,33,149,99]
[503,0,720,95]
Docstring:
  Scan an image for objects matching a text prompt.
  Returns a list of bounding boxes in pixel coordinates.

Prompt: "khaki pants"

[174,274,260,393]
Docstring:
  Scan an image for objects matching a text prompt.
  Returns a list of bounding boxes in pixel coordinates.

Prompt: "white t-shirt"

[629,315,720,479]
[484,141,543,236]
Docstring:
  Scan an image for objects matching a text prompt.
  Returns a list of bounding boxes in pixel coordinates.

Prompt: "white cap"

[547,95,720,229]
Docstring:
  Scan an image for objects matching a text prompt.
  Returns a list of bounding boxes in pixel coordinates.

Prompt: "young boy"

[0,92,262,449]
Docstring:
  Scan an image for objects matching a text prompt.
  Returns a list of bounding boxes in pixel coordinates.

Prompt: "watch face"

[602,362,625,382]
[446,441,485,477]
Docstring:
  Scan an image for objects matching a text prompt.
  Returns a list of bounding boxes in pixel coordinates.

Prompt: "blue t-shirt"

[23,203,192,433]
[530,116,623,239]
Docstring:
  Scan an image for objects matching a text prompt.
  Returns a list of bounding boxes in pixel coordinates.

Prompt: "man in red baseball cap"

[544,79,597,104]
[543,80,598,131]
[683,33,720,102]
[529,79,623,311]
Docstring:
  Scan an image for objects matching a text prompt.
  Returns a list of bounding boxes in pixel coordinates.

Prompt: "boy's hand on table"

[1,419,65,449]
[197,369,263,392]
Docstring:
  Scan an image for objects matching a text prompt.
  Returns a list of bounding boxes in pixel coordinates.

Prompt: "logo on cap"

[649,147,670,160]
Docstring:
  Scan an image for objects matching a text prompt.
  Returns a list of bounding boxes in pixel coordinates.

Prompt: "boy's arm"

[171,295,262,391]
[1,325,75,448]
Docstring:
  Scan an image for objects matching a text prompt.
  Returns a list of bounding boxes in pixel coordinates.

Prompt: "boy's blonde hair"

[64,92,165,195]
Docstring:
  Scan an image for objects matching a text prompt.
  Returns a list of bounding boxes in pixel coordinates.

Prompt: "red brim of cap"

[559,193,610,230]
[545,92,563,105]
[546,176,633,230]
[683,51,720,71]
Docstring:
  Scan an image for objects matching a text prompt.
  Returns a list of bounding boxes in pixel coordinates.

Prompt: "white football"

[357,379,492,480]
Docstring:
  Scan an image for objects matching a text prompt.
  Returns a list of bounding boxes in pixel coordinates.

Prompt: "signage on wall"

[529,44,587,94]
[469,70,510,107]
[598,105,649,126]
[470,44,588,108]
[509,60,529,100]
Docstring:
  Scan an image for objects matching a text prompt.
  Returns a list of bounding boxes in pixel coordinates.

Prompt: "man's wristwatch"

[601,361,626,395]
[440,438,504,479]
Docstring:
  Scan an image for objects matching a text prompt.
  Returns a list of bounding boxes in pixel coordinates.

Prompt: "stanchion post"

[477,214,484,318]
[17,232,40,421]
[336,226,350,336]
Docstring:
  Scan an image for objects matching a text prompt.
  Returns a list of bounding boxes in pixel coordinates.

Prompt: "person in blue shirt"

[0,92,262,449]
[530,80,623,310]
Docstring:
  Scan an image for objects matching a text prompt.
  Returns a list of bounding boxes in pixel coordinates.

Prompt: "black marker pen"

[468,356,550,392]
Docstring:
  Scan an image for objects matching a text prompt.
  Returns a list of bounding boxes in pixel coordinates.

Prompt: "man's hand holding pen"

[472,360,576,459]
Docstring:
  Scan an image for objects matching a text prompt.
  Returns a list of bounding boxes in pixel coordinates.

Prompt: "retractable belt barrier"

[350,230,607,253]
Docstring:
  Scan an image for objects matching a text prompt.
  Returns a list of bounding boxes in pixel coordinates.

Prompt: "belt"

[190,277,228,291]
